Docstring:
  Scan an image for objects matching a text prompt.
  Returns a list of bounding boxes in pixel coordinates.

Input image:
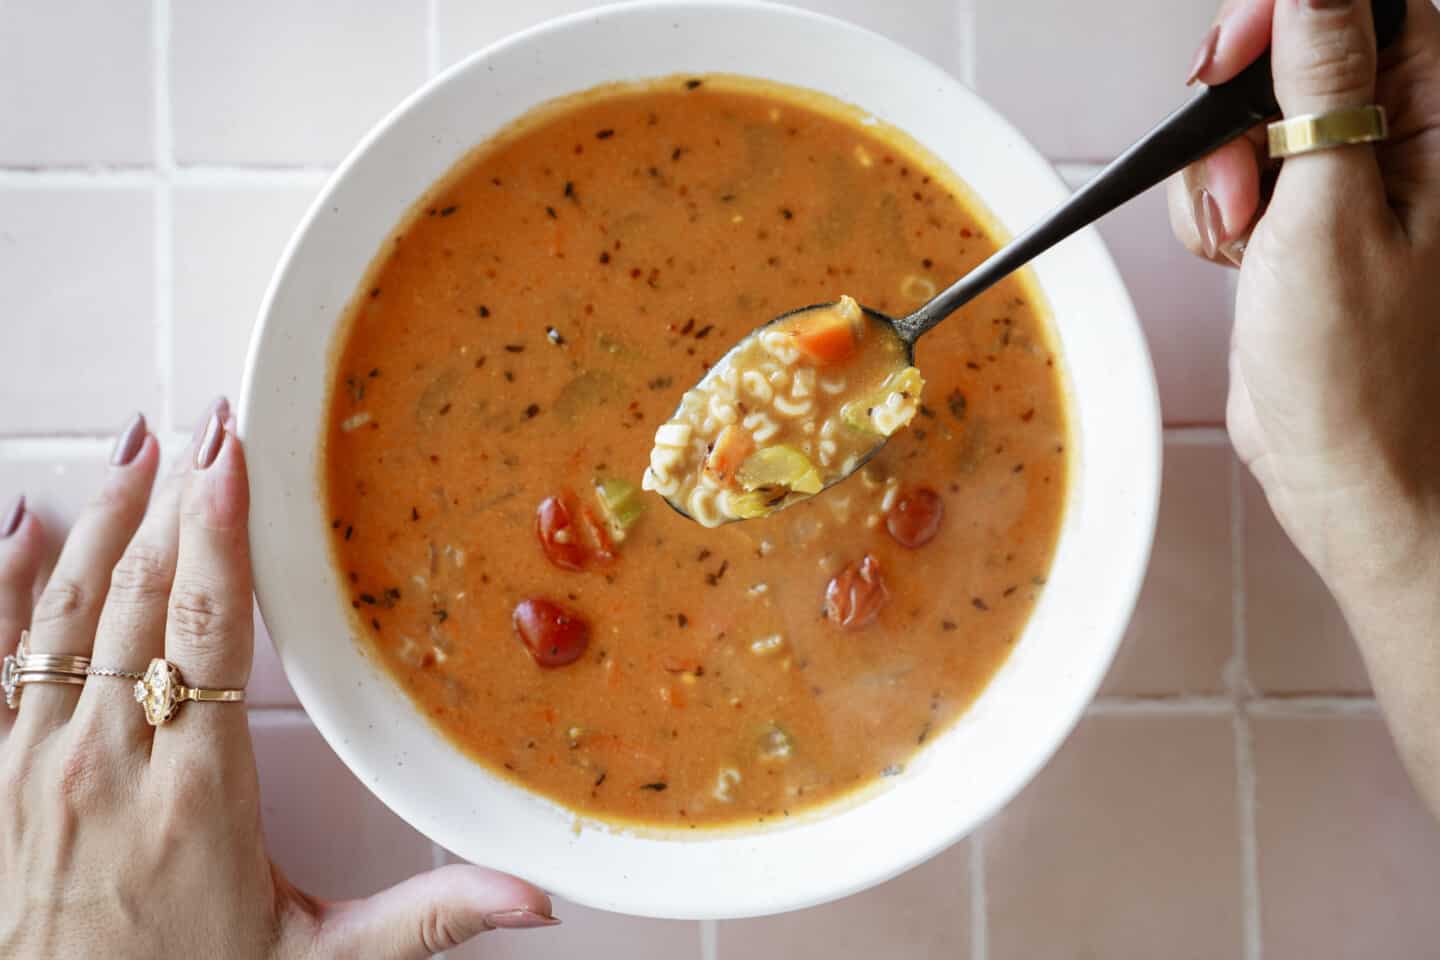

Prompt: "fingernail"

[1186,24,1219,85]
[1219,235,1248,267]
[111,412,148,467]
[1,495,23,539]
[192,396,231,447]
[1195,188,1224,259]
[484,909,561,930]
[195,410,225,470]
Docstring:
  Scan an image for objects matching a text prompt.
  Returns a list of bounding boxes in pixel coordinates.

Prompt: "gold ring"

[1268,105,1389,159]
[3,630,93,708]
[133,658,246,727]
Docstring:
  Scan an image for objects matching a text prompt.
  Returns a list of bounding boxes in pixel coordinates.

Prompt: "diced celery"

[736,445,823,495]
[593,477,645,539]
[841,366,925,436]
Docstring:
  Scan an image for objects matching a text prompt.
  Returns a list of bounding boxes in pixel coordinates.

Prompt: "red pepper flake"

[596,128,615,139]
[1021,408,1035,422]
[629,268,642,279]
[960,227,973,238]
[410,507,420,521]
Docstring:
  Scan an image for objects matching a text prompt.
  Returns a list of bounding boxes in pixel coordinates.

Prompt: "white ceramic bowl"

[240,0,1160,920]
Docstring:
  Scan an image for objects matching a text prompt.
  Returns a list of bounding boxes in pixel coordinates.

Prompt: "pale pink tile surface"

[975,0,1216,161]
[0,448,111,545]
[1101,439,1233,695]
[251,715,436,900]
[170,184,319,428]
[446,855,703,960]
[1242,471,1370,694]
[1063,171,1234,424]
[170,0,426,166]
[985,715,1243,959]
[1252,712,1440,957]
[719,840,970,959]
[0,188,161,434]
[0,0,154,166]
[437,0,966,77]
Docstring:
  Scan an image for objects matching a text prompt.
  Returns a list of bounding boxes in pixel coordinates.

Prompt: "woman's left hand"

[0,400,558,958]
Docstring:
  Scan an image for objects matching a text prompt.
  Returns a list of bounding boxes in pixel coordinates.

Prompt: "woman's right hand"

[1169,0,1440,815]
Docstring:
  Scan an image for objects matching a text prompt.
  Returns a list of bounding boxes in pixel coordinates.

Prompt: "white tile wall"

[170,0,427,166]
[0,0,154,166]
[0,187,161,434]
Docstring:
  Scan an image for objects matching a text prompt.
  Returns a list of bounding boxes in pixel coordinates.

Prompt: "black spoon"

[659,0,1407,524]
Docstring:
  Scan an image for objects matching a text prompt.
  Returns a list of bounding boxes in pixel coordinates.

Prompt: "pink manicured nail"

[484,909,561,930]
[1195,188,1224,259]
[192,396,231,447]
[1,495,23,539]
[195,411,225,470]
[1186,24,1219,85]
[111,412,147,467]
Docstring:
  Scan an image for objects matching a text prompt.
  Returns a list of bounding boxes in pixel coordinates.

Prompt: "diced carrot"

[703,424,754,486]
[658,684,687,708]
[789,306,859,365]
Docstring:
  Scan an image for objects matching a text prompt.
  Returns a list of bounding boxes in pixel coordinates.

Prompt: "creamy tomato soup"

[324,75,1069,828]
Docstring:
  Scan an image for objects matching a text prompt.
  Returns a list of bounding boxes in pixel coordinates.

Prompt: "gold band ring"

[1268,105,1389,160]
[3,630,94,708]
[133,658,246,727]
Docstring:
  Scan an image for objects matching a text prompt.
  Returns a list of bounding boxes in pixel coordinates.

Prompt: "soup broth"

[324,76,1069,828]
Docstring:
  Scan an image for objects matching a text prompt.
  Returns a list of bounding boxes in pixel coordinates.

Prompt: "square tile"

[1063,170,1234,424]
[171,0,426,165]
[170,183,318,428]
[1242,471,1370,694]
[1253,712,1440,957]
[251,715,436,900]
[0,187,160,434]
[719,841,970,959]
[0,0,153,165]
[445,858,703,960]
[1102,438,1234,696]
[0,446,111,551]
[437,0,965,76]
[975,0,1215,161]
[985,715,1243,960]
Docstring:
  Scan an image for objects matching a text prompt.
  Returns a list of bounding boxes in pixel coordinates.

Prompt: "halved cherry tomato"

[513,597,590,667]
[886,487,944,548]
[578,507,617,565]
[824,554,889,630]
[535,495,587,570]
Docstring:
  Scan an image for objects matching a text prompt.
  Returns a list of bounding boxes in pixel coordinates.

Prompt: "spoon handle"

[898,0,1408,343]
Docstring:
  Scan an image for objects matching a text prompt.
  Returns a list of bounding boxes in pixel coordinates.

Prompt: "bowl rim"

[240,0,1161,919]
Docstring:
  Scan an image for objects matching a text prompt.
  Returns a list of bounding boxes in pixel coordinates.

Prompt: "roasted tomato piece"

[823,554,889,630]
[513,597,591,667]
[886,486,944,548]
[535,495,588,571]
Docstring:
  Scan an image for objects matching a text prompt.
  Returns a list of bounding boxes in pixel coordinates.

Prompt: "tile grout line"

[970,828,988,960]
[1231,454,1263,960]
[426,0,441,77]
[152,0,175,434]
[700,918,718,960]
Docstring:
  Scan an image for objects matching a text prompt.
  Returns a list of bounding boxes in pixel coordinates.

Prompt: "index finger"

[1190,0,1276,87]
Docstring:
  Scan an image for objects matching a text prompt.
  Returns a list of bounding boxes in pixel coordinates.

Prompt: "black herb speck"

[596,128,615,140]
[647,376,673,390]
[941,620,957,631]
[918,404,936,419]
[640,781,668,791]
[780,207,793,220]
[947,390,967,420]
[545,205,558,219]
[504,344,525,353]
[563,180,574,198]
[344,525,354,541]
[359,593,377,605]
[477,305,490,318]
[504,371,515,382]
[369,287,381,298]
[438,403,451,416]
[594,771,607,788]
[599,251,611,264]
[411,507,420,522]
[972,597,990,612]
[694,325,714,339]
[524,403,541,419]
[439,204,458,217]
[685,78,703,89]
[677,613,689,628]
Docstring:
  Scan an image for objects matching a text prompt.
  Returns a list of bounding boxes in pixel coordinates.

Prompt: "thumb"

[1270,0,1385,210]
[318,863,559,959]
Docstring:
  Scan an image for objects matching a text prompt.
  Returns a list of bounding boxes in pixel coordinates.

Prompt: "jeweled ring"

[1268,104,1389,160]
[133,658,246,727]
